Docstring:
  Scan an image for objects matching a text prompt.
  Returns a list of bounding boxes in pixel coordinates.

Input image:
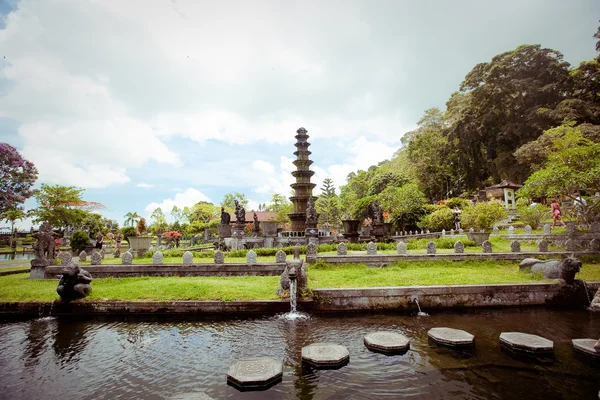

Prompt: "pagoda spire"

[288,127,317,232]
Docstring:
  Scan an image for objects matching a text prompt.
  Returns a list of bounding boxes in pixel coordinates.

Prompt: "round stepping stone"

[227,357,282,390]
[428,327,474,346]
[572,339,600,358]
[364,331,410,353]
[301,343,349,368]
[499,332,553,353]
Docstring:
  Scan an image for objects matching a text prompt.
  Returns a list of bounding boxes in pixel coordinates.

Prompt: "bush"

[461,201,508,231]
[517,204,550,229]
[445,197,470,209]
[71,230,90,253]
[418,207,454,231]
[406,237,476,250]
[121,226,137,244]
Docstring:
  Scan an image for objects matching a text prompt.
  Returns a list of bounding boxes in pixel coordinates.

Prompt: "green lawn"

[0,273,281,302]
[1,258,598,303]
[308,259,600,288]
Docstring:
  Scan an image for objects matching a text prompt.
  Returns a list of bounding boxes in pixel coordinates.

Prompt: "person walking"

[551,200,565,228]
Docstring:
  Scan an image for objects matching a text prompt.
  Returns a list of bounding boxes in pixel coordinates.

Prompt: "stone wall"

[44,263,286,279]
[313,281,600,312]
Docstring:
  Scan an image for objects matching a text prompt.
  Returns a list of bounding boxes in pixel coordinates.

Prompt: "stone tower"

[289,127,316,232]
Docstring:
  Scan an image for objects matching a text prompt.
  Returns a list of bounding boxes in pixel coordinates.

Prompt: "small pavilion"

[485,180,523,210]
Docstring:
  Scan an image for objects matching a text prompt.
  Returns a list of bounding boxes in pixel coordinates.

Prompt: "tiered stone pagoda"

[289,127,317,232]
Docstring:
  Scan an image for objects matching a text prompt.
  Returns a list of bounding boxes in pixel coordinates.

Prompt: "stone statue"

[276,259,308,297]
[220,207,231,224]
[31,222,57,266]
[56,263,92,301]
[519,255,582,285]
[306,196,317,225]
[234,200,246,224]
[370,200,384,224]
[252,212,260,235]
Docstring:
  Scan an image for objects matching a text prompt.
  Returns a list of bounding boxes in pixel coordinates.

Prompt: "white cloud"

[136,183,154,189]
[144,188,211,220]
[252,160,275,175]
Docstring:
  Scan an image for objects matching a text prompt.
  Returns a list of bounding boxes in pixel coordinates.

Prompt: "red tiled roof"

[230,211,278,222]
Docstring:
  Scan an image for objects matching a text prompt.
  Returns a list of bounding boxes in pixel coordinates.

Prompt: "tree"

[316,178,341,228]
[379,183,426,231]
[518,123,600,222]
[124,212,140,227]
[188,202,220,224]
[0,143,38,214]
[448,44,572,187]
[149,208,168,234]
[30,184,104,231]
[137,217,148,235]
[1,208,25,248]
[266,193,292,224]
[221,192,248,210]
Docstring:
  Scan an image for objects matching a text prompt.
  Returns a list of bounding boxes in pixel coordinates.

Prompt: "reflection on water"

[0,252,34,261]
[0,308,598,399]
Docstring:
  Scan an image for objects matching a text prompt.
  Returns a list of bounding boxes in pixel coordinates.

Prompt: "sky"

[0,0,599,229]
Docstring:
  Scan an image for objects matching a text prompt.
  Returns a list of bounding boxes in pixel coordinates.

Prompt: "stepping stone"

[301,343,349,368]
[227,357,282,390]
[364,331,410,353]
[499,332,553,353]
[572,339,600,358]
[428,327,475,346]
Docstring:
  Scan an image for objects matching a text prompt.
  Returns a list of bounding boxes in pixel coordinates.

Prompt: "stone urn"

[261,221,279,236]
[127,236,153,257]
[466,231,491,245]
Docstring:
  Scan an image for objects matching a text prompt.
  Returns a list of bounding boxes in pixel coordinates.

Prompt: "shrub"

[121,226,137,244]
[406,237,476,250]
[461,201,508,231]
[445,197,470,209]
[418,207,454,231]
[517,204,550,229]
[71,230,90,253]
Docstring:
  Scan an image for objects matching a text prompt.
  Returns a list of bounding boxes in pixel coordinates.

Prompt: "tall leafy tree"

[519,123,600,222]
[0,143,38,214]
[221,192,249,210]
[449,44,572,187]
[150,207,168,234]
[30,184,103,230]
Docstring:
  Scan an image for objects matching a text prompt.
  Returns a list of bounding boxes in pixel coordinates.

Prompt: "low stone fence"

[313,281,600,312]
[44,263,286,279]
[316,251,600,267]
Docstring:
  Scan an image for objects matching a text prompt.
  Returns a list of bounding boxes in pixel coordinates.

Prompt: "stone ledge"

[317,251,600,266]
[44,263,287,279]
[313,281,600,312]
[0,300,314,318]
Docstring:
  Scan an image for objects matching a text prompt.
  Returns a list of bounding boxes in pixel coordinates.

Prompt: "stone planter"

[127,236,153,257]
[261,221,279,236]
[466,231,491,245]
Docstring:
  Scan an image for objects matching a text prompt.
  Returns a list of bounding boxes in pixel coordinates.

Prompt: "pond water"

[0,308,598,399]
[0,252,34,261]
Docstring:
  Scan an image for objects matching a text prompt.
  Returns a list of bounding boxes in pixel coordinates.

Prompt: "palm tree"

[1,209,25,248]
[123,211,140,227]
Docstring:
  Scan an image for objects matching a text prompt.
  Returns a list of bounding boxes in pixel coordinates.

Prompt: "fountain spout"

[411,296,429,317]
